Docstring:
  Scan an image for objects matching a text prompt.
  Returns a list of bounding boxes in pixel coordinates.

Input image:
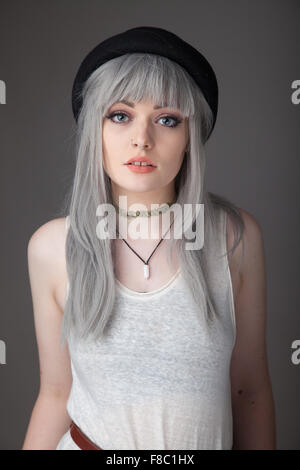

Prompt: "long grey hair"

[59,52,245,347]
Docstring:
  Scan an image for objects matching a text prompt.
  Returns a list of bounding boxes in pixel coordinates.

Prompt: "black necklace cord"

[115,218,175,265]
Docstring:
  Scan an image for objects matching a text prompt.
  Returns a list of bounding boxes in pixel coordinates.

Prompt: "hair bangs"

[100,53,195,118]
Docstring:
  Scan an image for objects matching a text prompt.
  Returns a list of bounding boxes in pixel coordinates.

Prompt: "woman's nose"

[130,139,150,149]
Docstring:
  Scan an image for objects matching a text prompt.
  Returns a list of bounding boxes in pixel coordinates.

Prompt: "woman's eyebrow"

[116,99,166,109]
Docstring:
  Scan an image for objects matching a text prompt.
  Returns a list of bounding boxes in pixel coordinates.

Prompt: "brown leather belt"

[70,420,102,450]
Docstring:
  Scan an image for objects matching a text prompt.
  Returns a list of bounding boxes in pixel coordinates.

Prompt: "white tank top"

[56,209,236,450]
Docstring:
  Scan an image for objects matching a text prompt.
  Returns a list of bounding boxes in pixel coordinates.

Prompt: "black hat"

[72,26,218,140]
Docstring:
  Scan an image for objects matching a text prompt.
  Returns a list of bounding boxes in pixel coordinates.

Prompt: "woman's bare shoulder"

[226,206,264,297]
[28,217,67,260]
[226,205,262,253]
[27,217,68,298]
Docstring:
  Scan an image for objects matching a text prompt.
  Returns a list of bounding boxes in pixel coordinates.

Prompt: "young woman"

[22,27,276,450]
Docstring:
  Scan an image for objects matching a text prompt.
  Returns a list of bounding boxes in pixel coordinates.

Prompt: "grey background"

[0,0,299,450]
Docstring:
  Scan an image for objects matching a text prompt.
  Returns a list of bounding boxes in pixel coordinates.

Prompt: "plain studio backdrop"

[0,0,299,450]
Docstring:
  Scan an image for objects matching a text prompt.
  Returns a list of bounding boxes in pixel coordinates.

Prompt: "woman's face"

[102,98,189,197]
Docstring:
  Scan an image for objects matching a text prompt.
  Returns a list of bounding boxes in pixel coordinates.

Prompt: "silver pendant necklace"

[115,212,175,280]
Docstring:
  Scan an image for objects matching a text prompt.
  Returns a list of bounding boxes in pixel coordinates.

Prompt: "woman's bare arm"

[230,208,276,450]
[22,218,73,450]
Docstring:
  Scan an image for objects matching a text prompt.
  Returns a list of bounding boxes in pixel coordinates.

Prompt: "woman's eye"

[105,112,182,128]
[158,116,182,128]
[106,112,129,123]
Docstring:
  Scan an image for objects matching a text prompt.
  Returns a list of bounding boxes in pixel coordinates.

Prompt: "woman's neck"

[116,210,175,242]
[111,182,177,215]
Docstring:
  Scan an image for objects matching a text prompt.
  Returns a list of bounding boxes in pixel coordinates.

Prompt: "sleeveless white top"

[56,209,236,450]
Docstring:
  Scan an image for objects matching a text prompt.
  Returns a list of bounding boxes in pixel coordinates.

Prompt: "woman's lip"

[125,156,156,166]
[124,164,157,168]
[125,164,157,173]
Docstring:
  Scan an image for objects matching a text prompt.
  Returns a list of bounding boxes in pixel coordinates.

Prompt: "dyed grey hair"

[59,53,245,347]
